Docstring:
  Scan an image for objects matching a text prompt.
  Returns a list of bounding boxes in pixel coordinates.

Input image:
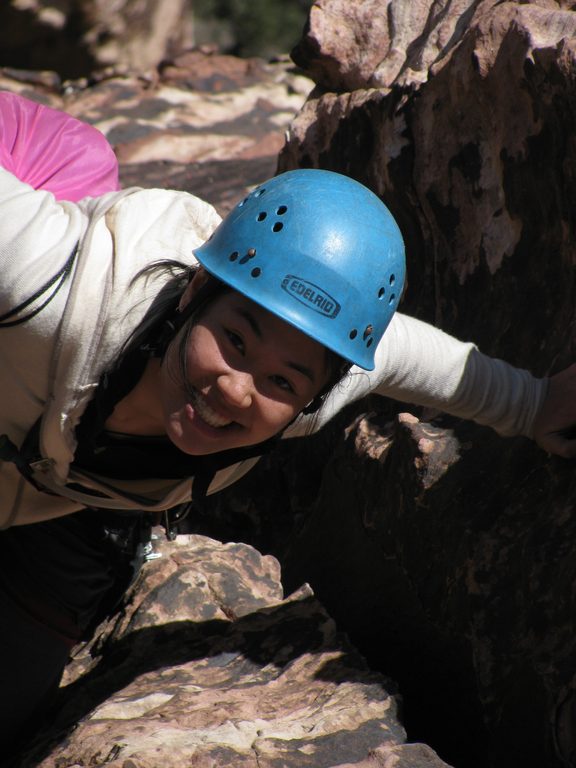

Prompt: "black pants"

[0,509,151,755]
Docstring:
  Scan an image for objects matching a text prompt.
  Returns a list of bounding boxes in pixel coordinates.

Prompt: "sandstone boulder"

[19,536,450,768]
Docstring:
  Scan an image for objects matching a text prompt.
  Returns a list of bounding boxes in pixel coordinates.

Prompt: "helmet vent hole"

[255,188,266,197]
[389,274,396,286]
[349,329,358,340]
[389,293,396,305]
[229,251,239,262]
[277,205,287,215]
[378,287,385,299]
[251,267,262,278]
[257,212,267,221]
[366,338,374,348]
[238,198,248,207]
[272,222,284,232]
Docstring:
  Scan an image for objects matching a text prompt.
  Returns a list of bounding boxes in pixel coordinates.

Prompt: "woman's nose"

[217,370,254,408]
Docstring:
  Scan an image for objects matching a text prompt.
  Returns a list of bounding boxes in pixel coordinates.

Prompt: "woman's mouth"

[188,388,234,428]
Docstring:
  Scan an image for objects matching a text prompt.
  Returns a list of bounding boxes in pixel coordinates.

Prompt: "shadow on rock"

[19,541,410,768]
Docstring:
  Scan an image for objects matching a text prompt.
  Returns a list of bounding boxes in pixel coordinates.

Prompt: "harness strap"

[0,432,49,495]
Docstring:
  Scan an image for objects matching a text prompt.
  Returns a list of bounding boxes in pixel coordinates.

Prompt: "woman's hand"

[533,363,576,458]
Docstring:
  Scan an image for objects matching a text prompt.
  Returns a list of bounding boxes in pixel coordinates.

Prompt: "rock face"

[19,536,449,768]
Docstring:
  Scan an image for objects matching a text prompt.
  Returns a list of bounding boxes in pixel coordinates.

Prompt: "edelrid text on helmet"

[194,169,406,370]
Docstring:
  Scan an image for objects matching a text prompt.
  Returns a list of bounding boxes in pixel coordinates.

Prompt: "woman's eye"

[270,375,294,394]
[226,330,244,353]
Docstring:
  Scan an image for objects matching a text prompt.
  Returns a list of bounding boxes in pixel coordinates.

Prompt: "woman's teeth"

[191,390,233,428]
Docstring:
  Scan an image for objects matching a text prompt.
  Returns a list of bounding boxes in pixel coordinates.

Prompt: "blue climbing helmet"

[194,169,405,371]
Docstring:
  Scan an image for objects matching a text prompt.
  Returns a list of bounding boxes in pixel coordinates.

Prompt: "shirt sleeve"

[0,91,120,201]
[286,312,547,440]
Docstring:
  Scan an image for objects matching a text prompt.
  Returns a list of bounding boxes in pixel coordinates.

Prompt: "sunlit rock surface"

[21,537,449,768]
[0,48,313,214]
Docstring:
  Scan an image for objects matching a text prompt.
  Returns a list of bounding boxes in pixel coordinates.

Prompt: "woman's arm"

[369,313,546,438]
[291,312,576,457]
[0,91,119,201]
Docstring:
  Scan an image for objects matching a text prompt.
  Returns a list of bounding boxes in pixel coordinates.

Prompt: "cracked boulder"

[19,536,450,768]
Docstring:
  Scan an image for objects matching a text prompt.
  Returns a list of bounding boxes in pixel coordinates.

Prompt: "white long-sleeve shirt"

[0,167,546,526]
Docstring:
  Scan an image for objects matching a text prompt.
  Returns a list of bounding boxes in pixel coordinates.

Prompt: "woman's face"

[159,281,329,456]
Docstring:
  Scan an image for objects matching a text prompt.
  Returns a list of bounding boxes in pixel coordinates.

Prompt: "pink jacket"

[0,91,119,200]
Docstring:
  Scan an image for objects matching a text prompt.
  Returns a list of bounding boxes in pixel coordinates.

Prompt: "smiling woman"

[160,282,331,454]
[2,94,576,758]
[98,257,351,462]
[101,277,332,451]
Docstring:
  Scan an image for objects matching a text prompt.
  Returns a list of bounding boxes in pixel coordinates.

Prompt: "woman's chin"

[165,411,241,456]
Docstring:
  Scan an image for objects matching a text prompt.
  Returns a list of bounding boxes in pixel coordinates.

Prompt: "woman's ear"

[179,267,210,311]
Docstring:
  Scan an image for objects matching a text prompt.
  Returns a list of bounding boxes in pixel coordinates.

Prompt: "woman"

[1,93,575,754]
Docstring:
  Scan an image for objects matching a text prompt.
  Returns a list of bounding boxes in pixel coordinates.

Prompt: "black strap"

[0,433,34,477]
[0,419,278,506]
[0,427,54,495]
[0,244,78,327]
